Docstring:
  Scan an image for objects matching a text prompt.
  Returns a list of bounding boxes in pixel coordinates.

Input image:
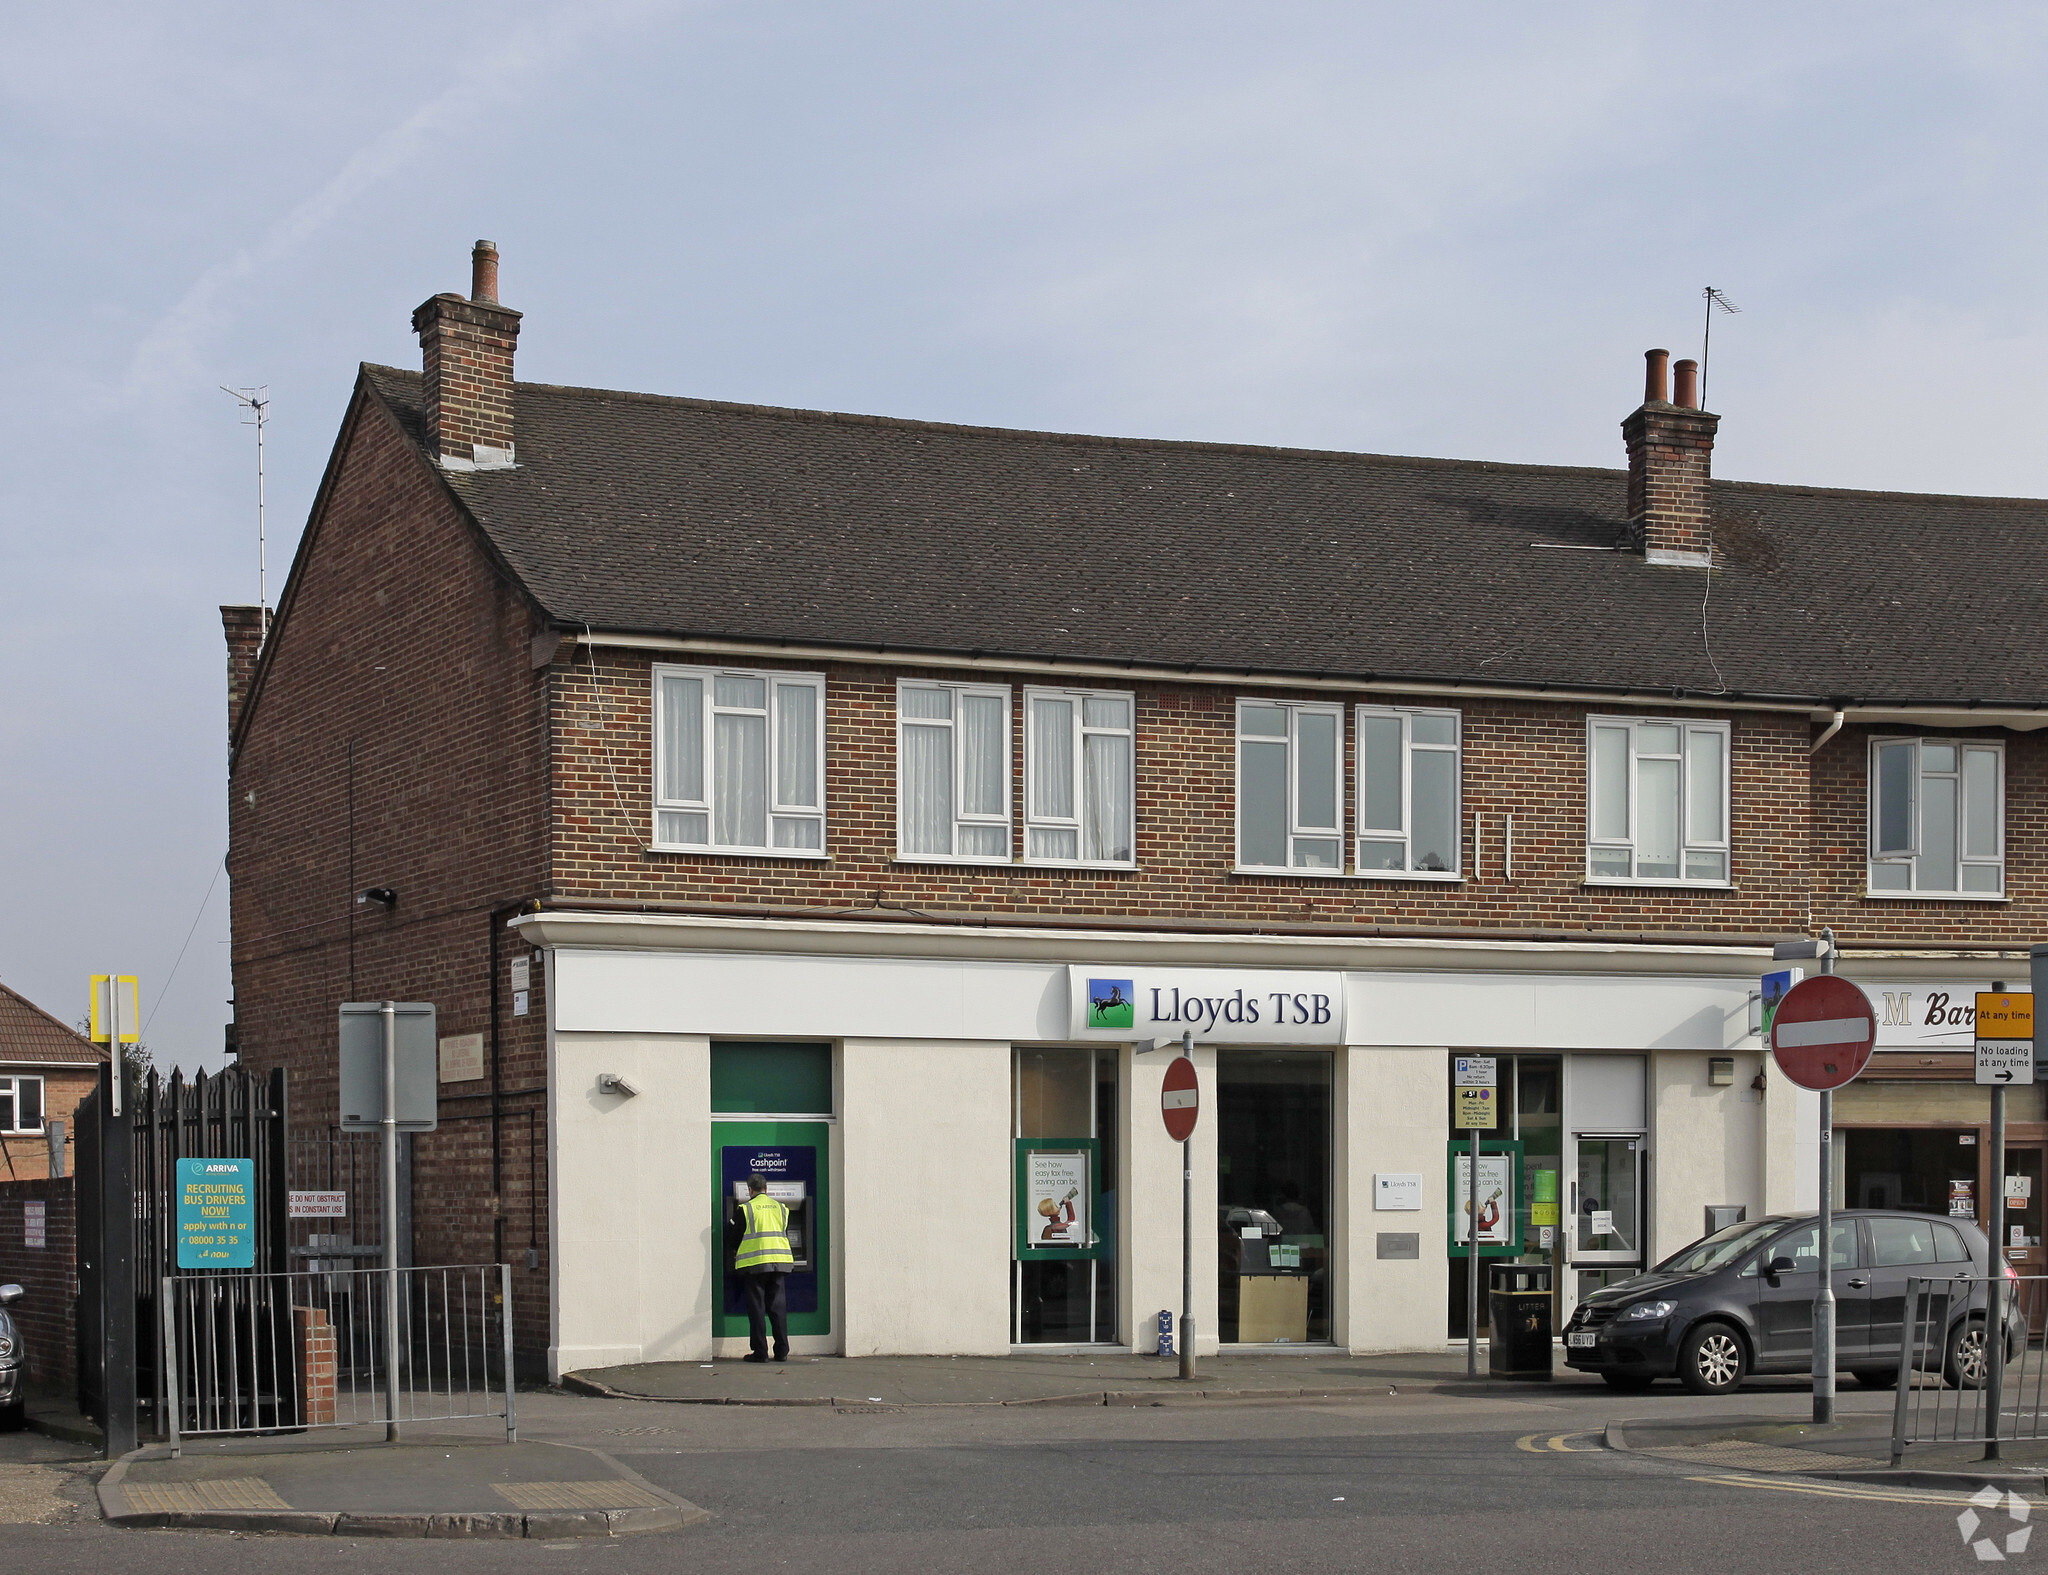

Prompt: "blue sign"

[176,1156,256,1269]
[1761,968,1803,1038]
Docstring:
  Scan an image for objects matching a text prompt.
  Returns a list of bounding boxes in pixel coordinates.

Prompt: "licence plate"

[1566,1331,1597,1349]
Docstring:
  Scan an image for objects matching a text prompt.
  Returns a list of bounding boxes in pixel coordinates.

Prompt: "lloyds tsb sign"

[1066,966,1346,1044]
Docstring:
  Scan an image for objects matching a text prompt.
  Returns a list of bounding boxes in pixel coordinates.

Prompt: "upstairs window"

[653,665,826,854]
[1025,688,1135,866]
[899,681,1013,862]
[1356,706,1461,877]
[1869,738,2004,896]
[1237,700,1343,872]
[1586,717,1730,885]
[0,1076,43,1133]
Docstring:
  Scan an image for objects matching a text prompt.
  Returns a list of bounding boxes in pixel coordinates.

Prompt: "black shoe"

[772,1350,790,1363]
[742,1352,768,1363]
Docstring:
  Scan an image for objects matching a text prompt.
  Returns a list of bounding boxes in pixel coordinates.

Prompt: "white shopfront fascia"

[514,909,2014,1376]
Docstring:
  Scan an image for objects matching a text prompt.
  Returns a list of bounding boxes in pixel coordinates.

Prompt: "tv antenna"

[220,386,271,646]
[1700,288,1741,410]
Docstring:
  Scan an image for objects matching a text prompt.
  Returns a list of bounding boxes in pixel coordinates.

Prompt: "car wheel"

[1947,1319,1990,1390]
[0,1402,24,1435]
[1601,1372,1656,1391]
[1851,1368,1899,1390]
[1677,1321,1747,1395]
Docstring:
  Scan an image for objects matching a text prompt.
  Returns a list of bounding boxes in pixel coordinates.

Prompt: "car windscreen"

[1654,1219,1783,1276]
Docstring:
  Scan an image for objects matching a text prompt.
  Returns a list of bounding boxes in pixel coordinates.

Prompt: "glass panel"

[958,824,1009,857]
[1591,727,1629,841]
[1575,1138,1639,1255]
[901,686,952,720]
[1411,748,1455,873]
[659,675,703,802]
[1874,741,1915,856]
[1685,850,1726,882]
[1012,1049,1117,1345]
[16,1078,40,1130]
[1358,713,1404,832]
[1869,1216,1938,1267]
[1240,705,1287,737]
[1686,729,1724,844]
[1963,749,1999,858]
[1636,757,1679,878]
[1291,838,1340,869]
[714,711,768,847]
[714,673,766,710]
[1411,712,1456,747]
[1032,698,1075,819]
[1083,695,1129,729]
[1870,861,1911,890]
[1922,774,1959,892]
[960,693,1007,817]
[1296,712,1338,830]
[0,1089,12,1132]
[1589,847,1631,877]
[774,683,818,808]
[1963,864,2002,893]
[1240,741,1288,867]
[1922,743,1957,773]
[656,809,708,845]
[901,724,953,854]
[1030,827,1079,860]
[1217,1052,1332,1345]
[772,816,822,849]
[1082,731,1132,862]
[1636,723,1680,755]
[1357,839,1405,870]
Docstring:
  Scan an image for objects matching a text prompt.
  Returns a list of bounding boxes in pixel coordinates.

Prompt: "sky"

[7,2,2048,1072]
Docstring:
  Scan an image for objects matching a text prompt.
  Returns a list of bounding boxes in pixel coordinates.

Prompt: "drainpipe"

[1810,710,1846,755]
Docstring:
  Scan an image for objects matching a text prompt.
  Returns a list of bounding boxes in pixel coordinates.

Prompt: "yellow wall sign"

[1977,993,2035,1040]
[1454,1086,1498,1130]
[88,975,141,1044]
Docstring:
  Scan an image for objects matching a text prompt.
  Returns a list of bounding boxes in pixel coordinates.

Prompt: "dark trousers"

[742,1271,789,1358]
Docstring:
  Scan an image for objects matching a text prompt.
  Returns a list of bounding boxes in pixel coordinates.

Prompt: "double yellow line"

[1514,1432,1603,1453]
[1686,1472,2019,1508]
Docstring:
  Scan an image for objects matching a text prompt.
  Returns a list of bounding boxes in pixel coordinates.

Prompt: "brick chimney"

[411,241,522,470]
[222,605,265,738]
[1622,347,1719,566]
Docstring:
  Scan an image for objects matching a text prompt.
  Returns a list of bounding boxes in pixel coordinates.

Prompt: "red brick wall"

[0,1178,78,1391]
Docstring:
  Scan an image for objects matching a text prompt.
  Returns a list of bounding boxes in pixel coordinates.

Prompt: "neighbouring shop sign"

[1067,967,1344,1044]
[1864,981,2032,1050]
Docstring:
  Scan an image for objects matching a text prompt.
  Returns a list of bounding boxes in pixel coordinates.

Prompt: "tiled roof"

[361,364,2048,707]
[0,982,110,1067]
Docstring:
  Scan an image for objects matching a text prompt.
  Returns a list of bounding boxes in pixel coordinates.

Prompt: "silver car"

[0,1284,24,1431]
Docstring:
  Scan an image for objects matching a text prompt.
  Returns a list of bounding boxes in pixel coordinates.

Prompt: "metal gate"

[1889,1273,2043,1463]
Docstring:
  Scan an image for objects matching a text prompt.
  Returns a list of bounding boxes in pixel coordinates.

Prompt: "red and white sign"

[1770,975,1878,1091]
[287,1190,347,1220]
[1161,1056,1200,1142]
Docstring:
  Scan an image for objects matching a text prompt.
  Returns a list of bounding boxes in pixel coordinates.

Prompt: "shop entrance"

[711,1043,833,1344]
[1013,1047,1117,1344]
[1216,1051,1332,1346]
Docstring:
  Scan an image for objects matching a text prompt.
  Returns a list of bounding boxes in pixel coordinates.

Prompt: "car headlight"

[0,1335,13,1359]
[1619,1300,1676,1321]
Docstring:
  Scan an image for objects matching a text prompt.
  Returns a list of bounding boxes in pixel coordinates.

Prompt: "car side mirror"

[1767,1257,1797,1277]
[0,1284,21,1305]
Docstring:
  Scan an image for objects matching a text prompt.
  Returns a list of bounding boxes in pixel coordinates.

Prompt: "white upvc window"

[1869,737,2005,897]
[1586,716,1731,885]
[0,1075,44,1133]
[1024,688,1136,866]
[1237,699,1344,872]
[652,664,827,855]
[1356,705,1462,878]
[898,681,1013,862]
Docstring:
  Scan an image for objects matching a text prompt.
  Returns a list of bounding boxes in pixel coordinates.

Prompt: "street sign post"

[1976,993,2035,1086]
[1157,1040,1199,1381]
[1453,1056,1497,1377]
[1770,961,1874,1426]
[1161,1056,1199,1142]
[1977,988,2035,1462]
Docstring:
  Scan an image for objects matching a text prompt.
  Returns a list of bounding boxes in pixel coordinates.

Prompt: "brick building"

[226,244,2048,1376]
[0,981,107,1183]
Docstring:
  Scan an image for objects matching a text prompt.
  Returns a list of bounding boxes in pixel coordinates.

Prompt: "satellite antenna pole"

[1700,288,1741,409]
[220,386,271,647]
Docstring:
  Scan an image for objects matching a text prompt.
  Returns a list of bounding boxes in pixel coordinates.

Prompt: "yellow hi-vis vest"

[735,1194,794,1272]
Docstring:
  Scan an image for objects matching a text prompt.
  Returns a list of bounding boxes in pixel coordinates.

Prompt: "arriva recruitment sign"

[176,1156,256,1269]
[1067,967,1345,1044]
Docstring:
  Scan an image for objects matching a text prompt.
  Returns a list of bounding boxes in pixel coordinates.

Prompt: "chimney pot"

[471,240,499,305]
[1673,358,1699,410]
[1644,348,1670,406]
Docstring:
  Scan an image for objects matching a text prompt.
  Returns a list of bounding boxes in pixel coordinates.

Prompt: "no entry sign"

[1162,1055,1199,1142]
[1769,974,1877,1092]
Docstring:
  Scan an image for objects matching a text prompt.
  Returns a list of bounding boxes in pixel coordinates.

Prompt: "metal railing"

[161,1264,515,1453]
[1890,1273,2042,1465]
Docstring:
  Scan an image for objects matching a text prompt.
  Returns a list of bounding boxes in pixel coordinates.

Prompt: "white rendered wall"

[1337,1047,1450,1353]
[1763,1071,1822,1215]
[838,1039,1011,1355]
[1647,1051,1765,1263]
[548,1031,711,1379]
[1122,1043,1221,1354]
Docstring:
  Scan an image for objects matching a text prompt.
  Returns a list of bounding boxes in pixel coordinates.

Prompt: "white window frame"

[0,1075,44,1133]
[1584,715,1732,887]
[1867,736,2006,899]
[650,663,828,857]
[1235,698,1346,874]
[896,680,1014,864]
[1022,686,1138,869]
[1354,705,1463,880]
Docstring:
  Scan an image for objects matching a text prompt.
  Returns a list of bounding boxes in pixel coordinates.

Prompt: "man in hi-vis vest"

[733,1173,794,1363]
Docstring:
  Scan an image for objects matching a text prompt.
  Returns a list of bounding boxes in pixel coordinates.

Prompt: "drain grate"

[601,1427,677,1436]
[121,1478,291,1513]
[493,1481,669,1511]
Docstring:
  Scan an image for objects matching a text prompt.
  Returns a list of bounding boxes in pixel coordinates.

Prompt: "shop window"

[1868,738,2004,897]
[1355,705,1461,877]
[1236,701,1343,873]
[0,1076,42,1133]
[1585,716,1730,885]
[1023,688,1135,866]
[1012,1048,1117,1344]
[898,681,1013,863]
[1217,1051,1332,1344]
[653,665,826,855]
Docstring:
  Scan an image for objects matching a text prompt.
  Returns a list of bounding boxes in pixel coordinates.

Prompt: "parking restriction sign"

[1455,1086,1498,1130]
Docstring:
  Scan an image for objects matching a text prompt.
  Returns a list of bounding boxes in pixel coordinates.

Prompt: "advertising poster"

[176,1156,256,1269]
[1023,1149,1092,1249]
[1452,1153,1513,1247]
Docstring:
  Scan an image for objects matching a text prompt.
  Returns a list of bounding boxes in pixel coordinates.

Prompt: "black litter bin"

[1488,1262,1553,1380]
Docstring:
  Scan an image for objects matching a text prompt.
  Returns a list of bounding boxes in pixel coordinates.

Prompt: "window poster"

[1023,1149,1092,1250]
[1452,1153,1514,1248]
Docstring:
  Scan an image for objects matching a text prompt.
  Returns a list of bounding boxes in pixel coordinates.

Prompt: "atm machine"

[712,1133,831,1341]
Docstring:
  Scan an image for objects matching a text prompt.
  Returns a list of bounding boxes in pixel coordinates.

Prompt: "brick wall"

[0,1069,100,1182]
[0,1178,77,1392]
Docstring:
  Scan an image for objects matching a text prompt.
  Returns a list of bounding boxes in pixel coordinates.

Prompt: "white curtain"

[1082,731,1130,862]
[775,683,818,808]
[902,723,952,853]
[715,711,767,847]
[659,675,703,802]
[1032,698,1074,820]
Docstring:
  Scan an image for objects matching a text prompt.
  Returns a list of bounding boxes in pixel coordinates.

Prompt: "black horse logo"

[1091,984,1128,1015]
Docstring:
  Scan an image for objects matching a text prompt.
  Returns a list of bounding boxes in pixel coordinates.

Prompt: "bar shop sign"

[1067,967,1345,1044]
